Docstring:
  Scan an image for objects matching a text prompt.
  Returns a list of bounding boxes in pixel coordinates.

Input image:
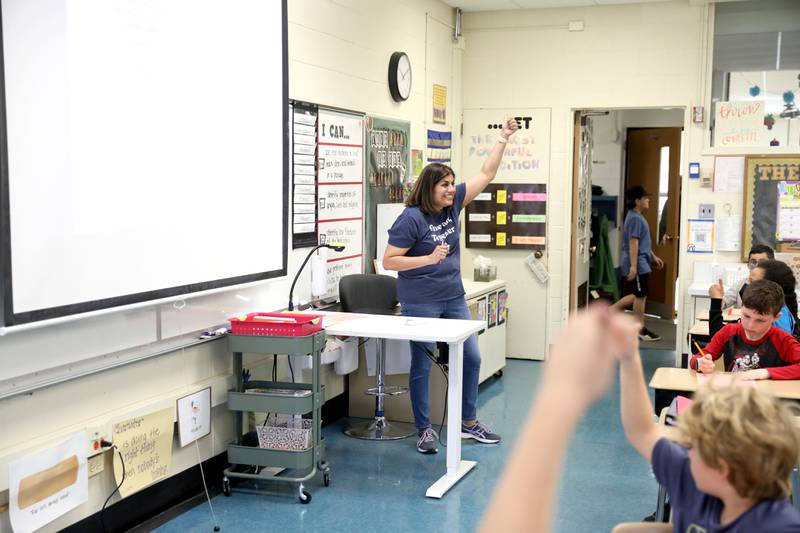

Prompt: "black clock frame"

[388,51,410,102]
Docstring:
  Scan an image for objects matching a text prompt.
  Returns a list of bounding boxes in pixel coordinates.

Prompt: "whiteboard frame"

[0,0,290,327]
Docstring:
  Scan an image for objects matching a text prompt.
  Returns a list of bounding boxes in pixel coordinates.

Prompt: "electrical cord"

[101,445,125,533]
[194,439,221,531]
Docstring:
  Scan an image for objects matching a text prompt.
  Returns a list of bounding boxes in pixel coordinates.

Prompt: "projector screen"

[0,0,288,326]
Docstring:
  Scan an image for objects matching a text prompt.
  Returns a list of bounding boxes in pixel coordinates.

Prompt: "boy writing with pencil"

[691,279,800,380]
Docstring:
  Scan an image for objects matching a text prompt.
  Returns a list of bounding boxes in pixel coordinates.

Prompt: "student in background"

[709,258,798,338]
[480,305,640,533]
[384,116,518,454]
[693,279,800,380]
[612,185,664,342]
[708,244,774,310]
[620,345,800,531]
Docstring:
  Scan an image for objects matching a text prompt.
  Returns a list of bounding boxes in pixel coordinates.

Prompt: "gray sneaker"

[416,427,439,454]
[461,421,501,444]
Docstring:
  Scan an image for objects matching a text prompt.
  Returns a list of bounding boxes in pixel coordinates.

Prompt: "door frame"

[568,107,686,318]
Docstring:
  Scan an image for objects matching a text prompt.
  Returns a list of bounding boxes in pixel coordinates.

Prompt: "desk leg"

[426,341,477,498]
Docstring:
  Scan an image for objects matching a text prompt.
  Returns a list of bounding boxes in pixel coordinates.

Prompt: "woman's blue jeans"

[401,297,481,431]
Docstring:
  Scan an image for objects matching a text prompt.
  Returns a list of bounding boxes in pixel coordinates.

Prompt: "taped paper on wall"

[9,431,88,533]
[113,407,174,497]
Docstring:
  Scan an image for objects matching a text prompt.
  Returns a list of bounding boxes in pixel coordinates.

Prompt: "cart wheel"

[222,476,231,497]
[323,471,331,487]
[494,369,504,378]
[299,489,312,504]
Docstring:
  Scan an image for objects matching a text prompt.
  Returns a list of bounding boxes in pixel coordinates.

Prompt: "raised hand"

[708,279,724,299]
[500,116,519,139]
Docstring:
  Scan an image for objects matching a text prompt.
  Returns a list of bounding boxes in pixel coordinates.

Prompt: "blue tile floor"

[154,349,675,533]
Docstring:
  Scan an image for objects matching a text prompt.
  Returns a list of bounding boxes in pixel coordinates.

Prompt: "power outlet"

[699,204,714,219]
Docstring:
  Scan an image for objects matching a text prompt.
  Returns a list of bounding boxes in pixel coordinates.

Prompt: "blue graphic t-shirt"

[387,183,466,304]
[620,209,653,276]
[652,438,800,532]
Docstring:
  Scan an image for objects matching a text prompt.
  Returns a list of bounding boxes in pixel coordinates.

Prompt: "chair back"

[339,274,398,315]
[611,523,672,533]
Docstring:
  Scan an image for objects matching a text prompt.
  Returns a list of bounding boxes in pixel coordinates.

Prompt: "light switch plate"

[699,204,714,218]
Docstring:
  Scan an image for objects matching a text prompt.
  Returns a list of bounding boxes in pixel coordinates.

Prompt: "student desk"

[649,367,800,400]
[323,312,484,499]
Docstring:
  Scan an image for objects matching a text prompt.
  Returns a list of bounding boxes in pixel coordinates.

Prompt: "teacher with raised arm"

[383,116,518,455]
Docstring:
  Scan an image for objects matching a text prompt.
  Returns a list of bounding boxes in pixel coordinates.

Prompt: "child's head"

[679,385,800,501]
[751,259,797,309]
[740,279,784,339]
[747,244,775,270]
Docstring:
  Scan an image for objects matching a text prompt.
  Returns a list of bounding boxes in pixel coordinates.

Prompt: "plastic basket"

[228,312,323,337]
[256,416,312,451]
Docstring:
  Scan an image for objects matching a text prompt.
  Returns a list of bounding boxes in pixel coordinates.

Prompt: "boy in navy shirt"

[612,185,664,342]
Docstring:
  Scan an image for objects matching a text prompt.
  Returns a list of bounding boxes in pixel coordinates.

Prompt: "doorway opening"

[569,108,684,349]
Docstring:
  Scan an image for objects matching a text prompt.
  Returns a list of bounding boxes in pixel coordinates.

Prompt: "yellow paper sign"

[113,407,174,497]
[497,190,507,204]
[496,211,507,225]
[496,232,507,246]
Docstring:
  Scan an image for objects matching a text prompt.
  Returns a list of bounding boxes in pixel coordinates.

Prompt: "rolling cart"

[223,326,330,503]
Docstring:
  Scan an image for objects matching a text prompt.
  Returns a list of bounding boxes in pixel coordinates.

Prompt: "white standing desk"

[323,312,485,499]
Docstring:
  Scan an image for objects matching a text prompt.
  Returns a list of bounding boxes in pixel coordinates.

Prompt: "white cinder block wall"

[0,1,459,530]
[460,0,710,357]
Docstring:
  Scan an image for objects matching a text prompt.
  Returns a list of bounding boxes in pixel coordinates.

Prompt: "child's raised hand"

[697,353,715,374]
[708,279,724,299]
[544,305,635,408]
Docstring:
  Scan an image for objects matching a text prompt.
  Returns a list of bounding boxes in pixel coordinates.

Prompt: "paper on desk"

[695,373,757,388]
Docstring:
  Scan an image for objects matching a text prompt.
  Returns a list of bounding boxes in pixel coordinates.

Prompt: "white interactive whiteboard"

[0,0,288,326]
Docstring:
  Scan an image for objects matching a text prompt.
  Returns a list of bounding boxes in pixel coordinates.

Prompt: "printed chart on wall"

[317,108,365,298]
[463,108,550,250]
[365,116,410,270]
[466,184,547,249]
[292,101,319,248]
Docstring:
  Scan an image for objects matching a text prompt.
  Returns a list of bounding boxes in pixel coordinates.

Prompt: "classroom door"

[626,127,682,319]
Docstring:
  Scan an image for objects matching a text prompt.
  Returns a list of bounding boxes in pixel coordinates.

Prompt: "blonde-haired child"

[621,349,800,530]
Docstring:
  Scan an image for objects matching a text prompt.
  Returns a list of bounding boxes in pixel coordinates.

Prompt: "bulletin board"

[465,183,547,249]
[742,155,800,260]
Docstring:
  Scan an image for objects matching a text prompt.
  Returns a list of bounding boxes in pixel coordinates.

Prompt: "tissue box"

[256,416,312,451]
[474,266,497,282]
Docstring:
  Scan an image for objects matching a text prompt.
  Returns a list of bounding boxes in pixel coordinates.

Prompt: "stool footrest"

[366,386,407,397]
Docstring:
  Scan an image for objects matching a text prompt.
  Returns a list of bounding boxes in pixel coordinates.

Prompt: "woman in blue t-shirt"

[384,116,518,454]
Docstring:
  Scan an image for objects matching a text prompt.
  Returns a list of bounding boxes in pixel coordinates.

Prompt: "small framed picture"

[498,290,508,325]
[488,291,498,328]
[477,296,487,325]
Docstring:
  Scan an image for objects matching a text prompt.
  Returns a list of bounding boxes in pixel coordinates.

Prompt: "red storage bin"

[228,312,323,337]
